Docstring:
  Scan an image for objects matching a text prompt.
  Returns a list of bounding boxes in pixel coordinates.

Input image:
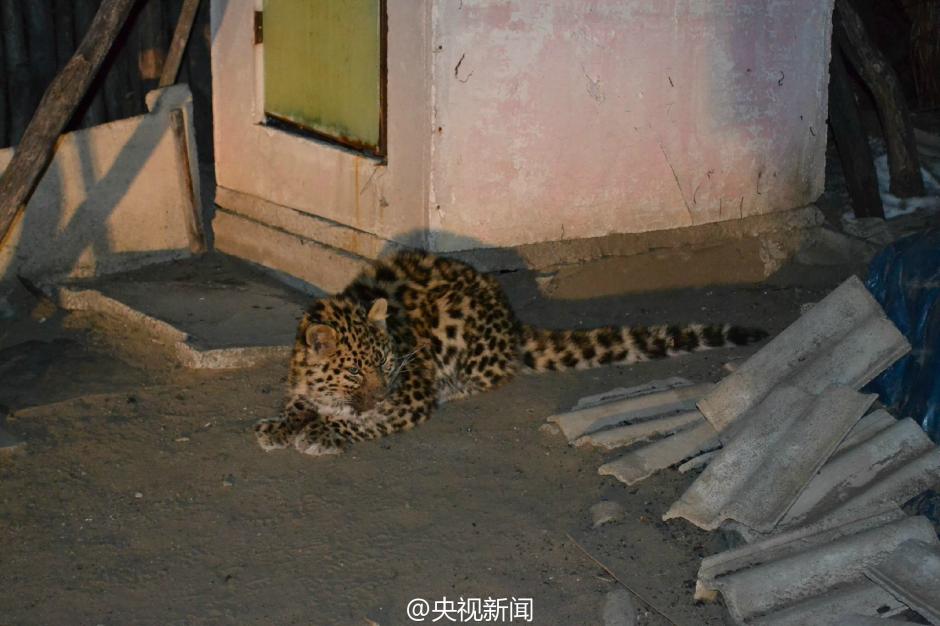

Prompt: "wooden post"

[828,46,884,219]
[159,0,201,88]
[834,0,925,198]
[0,0,138,246]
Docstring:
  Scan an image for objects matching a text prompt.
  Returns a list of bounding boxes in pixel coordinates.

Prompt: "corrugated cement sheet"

[696,275,909,434]
[867,539,940,625]
[696,510,939,624]
[778,416,937,530]
[664,385,876,532]
[546,378,711,441]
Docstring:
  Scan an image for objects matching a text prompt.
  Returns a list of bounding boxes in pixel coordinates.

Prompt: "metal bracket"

[253,10,263,45]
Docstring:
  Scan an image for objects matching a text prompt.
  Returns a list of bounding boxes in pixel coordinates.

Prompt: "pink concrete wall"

[428,0,834,251]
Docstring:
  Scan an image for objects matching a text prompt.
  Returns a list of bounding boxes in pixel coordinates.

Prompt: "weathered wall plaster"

[211,0,834,279]
[210,0,432,253]
[0,86,203,282]
[428,0,834,251]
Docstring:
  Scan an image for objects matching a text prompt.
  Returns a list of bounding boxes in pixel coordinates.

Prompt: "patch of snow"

[844,144,940,223]
[874,154,940,219]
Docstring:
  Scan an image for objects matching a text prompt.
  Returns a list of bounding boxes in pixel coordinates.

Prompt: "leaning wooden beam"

[828,45,884,219]
[159,0,201,88]
[0,0,138,246]
[834,0,925,198]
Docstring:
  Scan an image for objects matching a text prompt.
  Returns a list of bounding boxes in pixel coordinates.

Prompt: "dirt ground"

[0,255,843,626]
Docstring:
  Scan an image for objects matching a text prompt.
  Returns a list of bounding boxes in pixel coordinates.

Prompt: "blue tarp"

[866,229,940,442]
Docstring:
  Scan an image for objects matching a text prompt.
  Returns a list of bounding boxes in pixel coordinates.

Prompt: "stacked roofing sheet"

[548,275,940,624]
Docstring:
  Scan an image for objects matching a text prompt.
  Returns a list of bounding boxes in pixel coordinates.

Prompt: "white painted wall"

[211,0,833,264]
[211,0,432,253]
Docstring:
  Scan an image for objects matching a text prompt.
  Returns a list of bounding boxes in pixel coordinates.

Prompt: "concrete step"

[48,253,310,369]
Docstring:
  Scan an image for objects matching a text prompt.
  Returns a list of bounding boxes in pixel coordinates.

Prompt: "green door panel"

[263,0,384,155]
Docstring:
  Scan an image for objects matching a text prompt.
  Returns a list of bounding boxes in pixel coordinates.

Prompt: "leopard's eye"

[347,366,360,375]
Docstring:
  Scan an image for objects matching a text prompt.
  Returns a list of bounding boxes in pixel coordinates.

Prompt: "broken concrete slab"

[779,417,934,530]
[575,410,702,450]
[598,419,720,486]
[547,381,712,441]
[697,275,909,434]
[749,582,907,626]
[50,255,308,369]
[665,386,875,532]
[697,512,938,623]
[866,539,940,625]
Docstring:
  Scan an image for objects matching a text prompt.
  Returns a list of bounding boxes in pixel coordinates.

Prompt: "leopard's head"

[290,296,396,417]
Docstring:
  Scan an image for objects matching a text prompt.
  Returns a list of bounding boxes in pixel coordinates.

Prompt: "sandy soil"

[0,261,841,626]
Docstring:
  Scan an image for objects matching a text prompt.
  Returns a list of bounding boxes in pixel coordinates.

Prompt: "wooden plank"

[828,45,884,219]
[159,0,200,88]
[0,0,138,246]
[168,108,206,254]
[835,0,924,198]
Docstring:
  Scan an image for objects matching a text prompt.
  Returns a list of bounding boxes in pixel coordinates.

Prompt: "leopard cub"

[255,251,766,455]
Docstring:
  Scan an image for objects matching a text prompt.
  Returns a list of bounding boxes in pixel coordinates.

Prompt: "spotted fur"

[255,251,767,455]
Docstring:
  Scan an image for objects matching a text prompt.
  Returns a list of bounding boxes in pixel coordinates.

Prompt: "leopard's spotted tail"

[519,323,767,372]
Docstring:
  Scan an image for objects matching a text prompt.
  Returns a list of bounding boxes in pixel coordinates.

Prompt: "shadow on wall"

[0,1,232,291]
[0,86,202,288]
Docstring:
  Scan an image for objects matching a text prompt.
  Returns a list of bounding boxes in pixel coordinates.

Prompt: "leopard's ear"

[304,324,337,357]
[367,298,388,328]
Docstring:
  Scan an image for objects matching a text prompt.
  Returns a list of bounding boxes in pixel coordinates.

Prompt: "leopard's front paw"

[292,422,344,457]
[254,418,292,451]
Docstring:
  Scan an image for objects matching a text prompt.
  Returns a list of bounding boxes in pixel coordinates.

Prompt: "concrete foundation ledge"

[214,184,828,295]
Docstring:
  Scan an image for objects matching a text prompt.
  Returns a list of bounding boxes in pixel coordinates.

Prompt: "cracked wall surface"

[428,0,834,251]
